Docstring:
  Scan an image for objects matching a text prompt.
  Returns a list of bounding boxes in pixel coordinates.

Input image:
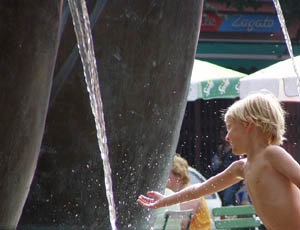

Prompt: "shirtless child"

[137,92,300,230]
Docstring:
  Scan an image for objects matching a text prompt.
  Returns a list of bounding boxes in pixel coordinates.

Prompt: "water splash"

[272,0,300,96]
[67,0,117,229]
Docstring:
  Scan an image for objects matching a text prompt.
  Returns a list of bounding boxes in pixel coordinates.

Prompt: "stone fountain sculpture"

[0,0,203,229]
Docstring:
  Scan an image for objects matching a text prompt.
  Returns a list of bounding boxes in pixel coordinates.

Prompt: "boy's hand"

[137,191,164,209]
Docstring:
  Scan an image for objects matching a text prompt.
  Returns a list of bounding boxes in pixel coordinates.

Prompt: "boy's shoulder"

[230,158,247,167]
[232,158,247,166]
[264,145,286,154]
[229,158,247,177]
[263,145,288,159]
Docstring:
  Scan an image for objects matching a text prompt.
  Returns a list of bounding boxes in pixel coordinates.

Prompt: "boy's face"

[225,116,248,155]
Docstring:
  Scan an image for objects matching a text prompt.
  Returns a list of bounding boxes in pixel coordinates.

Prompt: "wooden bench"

[212,205,263,229]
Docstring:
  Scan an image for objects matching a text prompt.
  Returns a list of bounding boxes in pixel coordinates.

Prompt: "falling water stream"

[67,0,117,229]
[272,0,300,96]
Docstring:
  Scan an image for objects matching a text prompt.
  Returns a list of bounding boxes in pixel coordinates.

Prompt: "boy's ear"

[245,116,254,132]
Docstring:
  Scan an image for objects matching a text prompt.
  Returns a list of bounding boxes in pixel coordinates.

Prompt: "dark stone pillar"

[0,1,63,229]
[95,1,204,229]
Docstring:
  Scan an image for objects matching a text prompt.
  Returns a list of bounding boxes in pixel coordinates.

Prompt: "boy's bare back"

[241,145,300,230]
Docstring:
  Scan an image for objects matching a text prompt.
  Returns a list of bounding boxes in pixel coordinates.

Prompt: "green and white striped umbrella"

[188,59,247,101]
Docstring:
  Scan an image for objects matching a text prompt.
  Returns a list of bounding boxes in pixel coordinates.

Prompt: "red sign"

[201,12,225,32]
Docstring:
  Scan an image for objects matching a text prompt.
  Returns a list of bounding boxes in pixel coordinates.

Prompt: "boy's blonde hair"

[172,154,190,185]
[224,92,286,145]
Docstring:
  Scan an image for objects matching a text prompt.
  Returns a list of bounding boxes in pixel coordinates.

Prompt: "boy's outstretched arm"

[137,159,245,209]
[266,146,300,189]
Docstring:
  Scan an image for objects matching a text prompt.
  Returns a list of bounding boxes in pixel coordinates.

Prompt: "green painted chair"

[162,209,194,230]
[212,205,262,230]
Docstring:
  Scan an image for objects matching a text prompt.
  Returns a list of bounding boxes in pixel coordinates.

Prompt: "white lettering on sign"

[218,79,230,95]
[203,81,214,97]
[232,15,274,32]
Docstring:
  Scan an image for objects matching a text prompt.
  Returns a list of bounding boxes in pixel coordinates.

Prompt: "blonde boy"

[138,92,300,230]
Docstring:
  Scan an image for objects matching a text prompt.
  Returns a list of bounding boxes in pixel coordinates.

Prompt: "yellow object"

[189,197,211,230]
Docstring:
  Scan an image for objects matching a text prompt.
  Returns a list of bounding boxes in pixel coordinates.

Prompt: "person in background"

[167,154,211,230]
[235,155,251,206]
[217,141,241,206]
[235,181,251,205]
[212,140,241,206]
[211,141,224,174]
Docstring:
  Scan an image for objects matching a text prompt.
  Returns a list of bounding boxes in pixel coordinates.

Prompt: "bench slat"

[215,218,262,229]
[213,205,256,216]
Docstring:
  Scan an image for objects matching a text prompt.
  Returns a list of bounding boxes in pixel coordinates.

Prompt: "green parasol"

[188,59,247,101]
